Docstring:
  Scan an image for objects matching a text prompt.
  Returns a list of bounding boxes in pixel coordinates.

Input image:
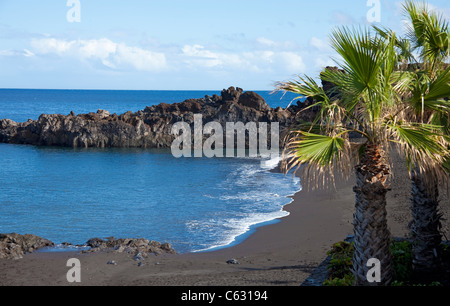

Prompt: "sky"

[0,0,449,90]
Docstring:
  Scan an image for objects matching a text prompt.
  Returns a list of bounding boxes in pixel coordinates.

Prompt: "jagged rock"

[96,109,111,119]
[221,86,243,102]
[84,237,176,257]
[0,86,317,149]
[320,66,345,100]
[238,91,270,111]
[0,233,55,260]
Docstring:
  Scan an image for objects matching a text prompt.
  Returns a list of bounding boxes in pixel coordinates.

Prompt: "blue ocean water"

[0,89,300,123]
[0,89,301,253]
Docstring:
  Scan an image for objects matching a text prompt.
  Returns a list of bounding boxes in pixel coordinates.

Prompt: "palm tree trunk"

[409,169,442,280]
[352,144,393,286]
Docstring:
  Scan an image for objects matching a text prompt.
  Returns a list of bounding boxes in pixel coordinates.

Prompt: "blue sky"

[0,0,449,90]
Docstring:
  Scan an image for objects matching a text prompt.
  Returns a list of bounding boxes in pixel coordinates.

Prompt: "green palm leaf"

[290,132,346,167]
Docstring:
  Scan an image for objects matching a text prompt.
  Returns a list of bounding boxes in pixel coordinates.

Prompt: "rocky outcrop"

[0,233,55,260]
[0,87,315,149]
[0,233,176,260]
[83,237,176,257]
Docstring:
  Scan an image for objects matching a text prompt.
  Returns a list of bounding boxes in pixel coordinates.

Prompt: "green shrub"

[390,240,413,282]
[323,241,355,286]
[323,274,355,286]
[323,239,417,286]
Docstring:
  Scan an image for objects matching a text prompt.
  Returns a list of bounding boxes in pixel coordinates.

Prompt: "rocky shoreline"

[0,233,176,260]
[0,86,316,149]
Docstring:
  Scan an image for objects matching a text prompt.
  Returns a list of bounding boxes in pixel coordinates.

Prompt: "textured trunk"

[409,169,442,279]
[352,144,393,286]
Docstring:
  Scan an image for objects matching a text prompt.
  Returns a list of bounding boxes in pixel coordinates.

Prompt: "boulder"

[238,91,270,111]
[0,233,55,260]
[84,237,177,257]
[221,86,243,102]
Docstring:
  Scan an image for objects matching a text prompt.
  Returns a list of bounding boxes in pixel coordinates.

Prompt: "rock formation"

[83,237,176,257]
[0,233,55,260]
[0,87,316,149]
[0,233,176,260]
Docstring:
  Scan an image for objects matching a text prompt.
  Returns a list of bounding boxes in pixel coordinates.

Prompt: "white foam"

[190,155,301,253]
[192,196,295,253]
[260,155,281,170]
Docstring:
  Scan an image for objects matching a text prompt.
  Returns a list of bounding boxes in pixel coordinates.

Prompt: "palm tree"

[376,0,450,278]
[404,1,450,279]
[276,26,449,285]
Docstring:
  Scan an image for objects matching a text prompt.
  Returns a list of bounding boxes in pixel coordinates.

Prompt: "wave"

[260,155,281,170]
[192,208,291,253]
[190,158,301,253]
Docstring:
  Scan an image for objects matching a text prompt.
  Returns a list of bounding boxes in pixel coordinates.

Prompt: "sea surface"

[0,89,301,253]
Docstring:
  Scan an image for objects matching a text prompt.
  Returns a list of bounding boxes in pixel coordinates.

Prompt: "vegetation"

[324,240,449,286]
[275,0,449,286]
[323,241,355,286]
[375,0,450,277]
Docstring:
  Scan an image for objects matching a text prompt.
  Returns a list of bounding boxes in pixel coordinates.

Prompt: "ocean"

[0,89,301,253]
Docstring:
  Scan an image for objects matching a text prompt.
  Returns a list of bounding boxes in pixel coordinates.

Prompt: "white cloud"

[315,56,335,70]
[31,38,76,55]
[310,37,332,52]
[23,49,35,57]
[276,52,306,74]
[0,49,35,57]
[30,37,167,72]
[115,43,167,71]
[26,36,307,80]
[256,37,277,47]
[181,44,306,75]
[181,44,224,68]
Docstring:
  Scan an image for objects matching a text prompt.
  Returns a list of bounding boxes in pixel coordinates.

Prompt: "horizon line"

[0,87,275,92]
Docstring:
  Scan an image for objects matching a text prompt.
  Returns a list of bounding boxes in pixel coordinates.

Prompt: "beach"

[1,149,448,287]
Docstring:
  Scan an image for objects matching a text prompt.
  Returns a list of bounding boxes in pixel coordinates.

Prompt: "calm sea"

[0,89,301,253]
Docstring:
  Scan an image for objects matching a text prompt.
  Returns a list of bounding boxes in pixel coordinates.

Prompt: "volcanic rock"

[0,86,316,149]
[0,233,55,260]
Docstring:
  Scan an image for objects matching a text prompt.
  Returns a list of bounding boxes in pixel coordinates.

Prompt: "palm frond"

[403,0,450,69]
[274,75,328,106]
[281,130,356,190]
[385,118,449,171]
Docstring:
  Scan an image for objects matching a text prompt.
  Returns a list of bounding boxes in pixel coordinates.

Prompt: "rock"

[238,91,270,111]
[0,233,55,260]
[107,260,117,265]
[86,238,106,248]
[221,86,243,102]
[134,253,145,261]
[84,237,177,257]
[321,66,345,99]
[97,109,110,119]
[0,86,319,149]
[226,259,240,265]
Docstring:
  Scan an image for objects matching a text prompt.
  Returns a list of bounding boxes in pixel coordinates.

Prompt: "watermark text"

[67,0,81,23]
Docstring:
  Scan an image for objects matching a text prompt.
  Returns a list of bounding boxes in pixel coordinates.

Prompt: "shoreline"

[0,171,356,286]
[193,170,301,254]
[1,151,449,286]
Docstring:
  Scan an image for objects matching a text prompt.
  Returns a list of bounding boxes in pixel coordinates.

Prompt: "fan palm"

[402,0,450,278]
[276,26,449,286]
[376,0,450,277]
